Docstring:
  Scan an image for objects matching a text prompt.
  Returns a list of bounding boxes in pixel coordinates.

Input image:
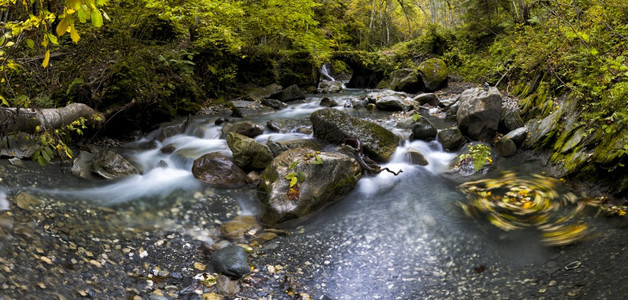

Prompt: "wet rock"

[410,118,438,141]
[220,215,262,240]
[559,127,586,154]
[406,148,429,166]
[261,98,288,110]
[504,127,528,146]
[390,68,424,94]
[222,121,264,138]
[438,127,467,151]
[418,58,449,91]
[91,150,138,179]
[266,120,284,132]
[499,105,525,133]
[14,192,42,210]
[366,90,413,111]
[211,245,250,278]
[216,274,241,296]
[525,98,576,149]
[271,84,305,102]
[71,151,95,179]
[246,171,261,185]
[226,132,274,171]
[494,137,517,157]
[229,99,274,118]
[215,117,229,125]
[456,87,502,142]
[258,148,362,225]
[318,81,343,94]
[192,153,247,187]
[160,144,176,154]
[0,132,37,158]
[311,108,400,162]
[250,232,279,246]
[413,93,440,107]
[8,157,24,167]
[156,120,186,141]
[319,97,339,107]
[247,83,283,101]
[366,103,376,112]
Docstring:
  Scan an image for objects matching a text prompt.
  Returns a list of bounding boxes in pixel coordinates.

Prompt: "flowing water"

[2,88,627,299]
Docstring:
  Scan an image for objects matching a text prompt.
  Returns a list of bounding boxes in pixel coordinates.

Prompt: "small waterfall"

[320,64,336,81]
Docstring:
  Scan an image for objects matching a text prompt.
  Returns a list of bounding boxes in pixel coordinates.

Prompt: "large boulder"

[192,152,247,187]
[310,108,400,162]
[366,90,414,111]
[271,84,306,102]
[418,58,448,91]
[247,84,283,101]
[456,87,502,142]
[258,148,362,225]
[222,121,264,138]
[318,80,343,94]
[226,132,274,171]
[91,150,138,179]
[390,68,424,94]
[413,93,440,107]
[228,99,274,118]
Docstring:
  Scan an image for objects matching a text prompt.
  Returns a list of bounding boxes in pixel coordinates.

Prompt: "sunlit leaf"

[42,49,50,68]
[70,24,80,43]
[91,8,103,27]
[56,18,69,36]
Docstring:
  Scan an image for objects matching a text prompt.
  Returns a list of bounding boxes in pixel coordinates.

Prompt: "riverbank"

[1,147,628,299]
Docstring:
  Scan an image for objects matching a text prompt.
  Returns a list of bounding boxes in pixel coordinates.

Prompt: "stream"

[0,86,627,299]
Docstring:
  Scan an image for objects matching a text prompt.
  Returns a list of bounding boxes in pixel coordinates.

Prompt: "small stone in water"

[40,256,53,265]
[194,262,206,271]
[549,280,557,287]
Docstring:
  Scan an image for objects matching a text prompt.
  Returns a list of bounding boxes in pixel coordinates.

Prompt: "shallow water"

[3,88,626,299]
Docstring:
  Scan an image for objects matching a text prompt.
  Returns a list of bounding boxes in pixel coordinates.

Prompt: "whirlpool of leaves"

[458,172,601,246]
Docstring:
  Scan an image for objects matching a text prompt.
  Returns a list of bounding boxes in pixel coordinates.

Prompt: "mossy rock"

[417,58,448,91]
[592,126,628,164]
[310,108,400,162]
[257,148,362,225]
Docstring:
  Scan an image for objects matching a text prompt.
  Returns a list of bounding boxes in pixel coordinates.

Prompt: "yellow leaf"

[70,24,80,43]
[56,17,69,36]
[42,49,50,68]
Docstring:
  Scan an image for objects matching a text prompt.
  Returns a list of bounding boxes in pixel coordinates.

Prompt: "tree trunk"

[0,103,104,135]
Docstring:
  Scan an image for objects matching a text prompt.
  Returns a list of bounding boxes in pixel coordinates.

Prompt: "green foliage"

[32,117,88,166]
[456,144,493,172]
[412,113,421,123]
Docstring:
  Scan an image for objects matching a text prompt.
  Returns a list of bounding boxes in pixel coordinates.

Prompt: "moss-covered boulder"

[257,148,362,225]
[310,108,400,162]
[390,68,424,94]
[418,58,448,91]
[226,132,273,171]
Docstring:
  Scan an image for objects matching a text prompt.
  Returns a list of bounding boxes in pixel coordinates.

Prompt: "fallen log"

[0,103,105,135]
